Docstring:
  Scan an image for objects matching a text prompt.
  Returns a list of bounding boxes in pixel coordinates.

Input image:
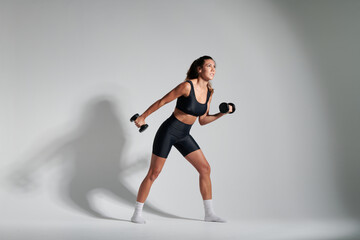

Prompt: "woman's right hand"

[134,115,146,128]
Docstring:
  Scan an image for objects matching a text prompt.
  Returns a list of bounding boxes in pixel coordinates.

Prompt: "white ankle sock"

[131,201,146,224]
[203,199,226,223]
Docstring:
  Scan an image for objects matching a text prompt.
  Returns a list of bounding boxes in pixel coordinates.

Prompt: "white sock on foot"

[203,199,226,223]
[131,201,146,224]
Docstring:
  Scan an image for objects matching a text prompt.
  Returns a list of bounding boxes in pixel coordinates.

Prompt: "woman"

[131,56,233,224]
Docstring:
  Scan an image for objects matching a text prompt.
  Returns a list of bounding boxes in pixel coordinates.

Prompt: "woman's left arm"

[198,92,232,126]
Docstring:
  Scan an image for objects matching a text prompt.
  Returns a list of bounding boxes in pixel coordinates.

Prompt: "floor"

[2,215,360,240]
[1,187,359,240]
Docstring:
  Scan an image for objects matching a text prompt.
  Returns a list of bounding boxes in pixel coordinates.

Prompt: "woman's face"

[198,59,216,81]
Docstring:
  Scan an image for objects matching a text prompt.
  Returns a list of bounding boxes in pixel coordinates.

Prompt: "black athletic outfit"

[152,80,211,158]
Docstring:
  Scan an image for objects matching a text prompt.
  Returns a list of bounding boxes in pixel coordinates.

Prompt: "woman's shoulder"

[179,80,192,89]
[176,80,192,96]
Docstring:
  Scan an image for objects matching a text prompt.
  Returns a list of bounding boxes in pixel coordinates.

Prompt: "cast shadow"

[9,95,199,222]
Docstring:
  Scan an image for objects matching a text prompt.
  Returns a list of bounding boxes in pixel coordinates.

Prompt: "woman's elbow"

[199,118,207,126]
[159,99,167,107]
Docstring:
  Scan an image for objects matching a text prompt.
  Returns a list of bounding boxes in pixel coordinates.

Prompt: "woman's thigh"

[184,149,211,175]
[146,153,167,176]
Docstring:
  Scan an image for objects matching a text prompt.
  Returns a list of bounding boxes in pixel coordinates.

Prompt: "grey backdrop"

[1,0,360,237]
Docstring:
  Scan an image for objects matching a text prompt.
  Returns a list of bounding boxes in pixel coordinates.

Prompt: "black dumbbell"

[219,102,236,114]
[130,113,149,132]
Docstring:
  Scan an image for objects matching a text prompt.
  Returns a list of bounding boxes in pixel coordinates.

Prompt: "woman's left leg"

[184,149,212,200]
[184,149,226,222]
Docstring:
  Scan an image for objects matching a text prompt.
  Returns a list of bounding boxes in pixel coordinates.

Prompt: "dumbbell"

[130,113,149,132]
[219,102,236,114]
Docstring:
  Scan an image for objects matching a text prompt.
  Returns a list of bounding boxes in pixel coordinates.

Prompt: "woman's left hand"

[228,104,233,113]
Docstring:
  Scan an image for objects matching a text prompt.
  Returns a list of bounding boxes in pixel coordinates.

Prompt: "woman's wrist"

[218,112,226,117]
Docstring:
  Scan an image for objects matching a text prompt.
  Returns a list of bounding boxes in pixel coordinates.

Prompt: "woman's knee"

[146,154,166,182]
[199,164,211,176]
[147,168,162,182]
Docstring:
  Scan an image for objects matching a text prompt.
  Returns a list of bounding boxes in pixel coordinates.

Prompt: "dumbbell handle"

[130,113,149,133]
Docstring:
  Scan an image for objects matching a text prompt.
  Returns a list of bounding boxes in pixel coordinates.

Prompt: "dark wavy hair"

[185,55,215,93]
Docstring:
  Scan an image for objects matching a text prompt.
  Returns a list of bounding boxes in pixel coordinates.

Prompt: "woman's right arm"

[134,82,190,128]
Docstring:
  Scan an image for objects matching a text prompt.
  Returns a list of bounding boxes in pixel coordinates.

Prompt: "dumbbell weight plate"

[228,103,236,114]
[139,124,149,133]
[219,102,229,113]
[130,113,139,122]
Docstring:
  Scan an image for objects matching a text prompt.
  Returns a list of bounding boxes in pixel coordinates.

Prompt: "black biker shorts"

[152,113,200,158]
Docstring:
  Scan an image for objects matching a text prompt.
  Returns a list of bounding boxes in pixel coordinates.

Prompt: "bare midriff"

[173,108,197,125]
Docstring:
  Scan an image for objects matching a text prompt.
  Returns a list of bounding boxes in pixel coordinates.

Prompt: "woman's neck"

[195,77,208,89]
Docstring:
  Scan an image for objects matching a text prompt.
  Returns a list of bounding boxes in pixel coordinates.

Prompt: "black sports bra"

[175,80,211,116]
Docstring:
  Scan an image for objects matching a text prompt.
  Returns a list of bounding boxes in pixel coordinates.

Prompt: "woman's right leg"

[136,153,167,203]
[131,114,174,223]
[131,153,166,224]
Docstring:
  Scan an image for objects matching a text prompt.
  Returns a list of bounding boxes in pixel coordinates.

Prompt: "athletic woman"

[130,56,233,224]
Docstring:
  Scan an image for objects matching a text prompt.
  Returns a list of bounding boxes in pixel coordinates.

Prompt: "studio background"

[1,0,359,239]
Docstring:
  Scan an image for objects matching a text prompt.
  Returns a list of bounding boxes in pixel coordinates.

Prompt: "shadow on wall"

[9,95,196,222]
